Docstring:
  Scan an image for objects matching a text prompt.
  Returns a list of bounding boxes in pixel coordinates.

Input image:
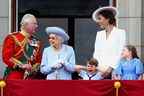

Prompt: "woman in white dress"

[92,6,126,79]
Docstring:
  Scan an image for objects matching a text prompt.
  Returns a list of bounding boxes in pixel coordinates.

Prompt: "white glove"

[20,64,32,71]
[57,59,65,65]
[52,63,63,69]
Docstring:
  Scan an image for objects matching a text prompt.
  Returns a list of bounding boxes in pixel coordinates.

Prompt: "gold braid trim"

[10,34,30,60]
[10,57,23,68]
[10,34,27,57]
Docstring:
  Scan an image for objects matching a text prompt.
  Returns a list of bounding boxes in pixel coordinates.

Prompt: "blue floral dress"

[115,58,143,80]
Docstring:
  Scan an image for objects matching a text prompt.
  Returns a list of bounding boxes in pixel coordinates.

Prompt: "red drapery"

[3,80,144,96]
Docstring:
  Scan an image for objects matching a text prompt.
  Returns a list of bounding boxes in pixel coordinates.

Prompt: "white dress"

[93,27,126,72]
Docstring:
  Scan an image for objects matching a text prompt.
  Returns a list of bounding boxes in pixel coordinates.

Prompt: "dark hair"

[125,45,139,59]
[98,9,116,25]
[87,58,98,67]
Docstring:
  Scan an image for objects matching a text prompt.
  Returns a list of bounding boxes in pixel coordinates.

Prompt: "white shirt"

[79,70,103,80]
[93,27,126,72]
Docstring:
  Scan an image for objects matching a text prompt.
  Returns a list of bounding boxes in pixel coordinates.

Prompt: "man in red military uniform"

[2,14,42,79]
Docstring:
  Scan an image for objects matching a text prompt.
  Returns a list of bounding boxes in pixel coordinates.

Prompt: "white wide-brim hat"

[46,27,70,41]
[92,6,118,22]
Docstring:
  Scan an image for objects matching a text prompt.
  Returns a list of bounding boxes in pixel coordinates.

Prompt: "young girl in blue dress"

[114,45,143,80]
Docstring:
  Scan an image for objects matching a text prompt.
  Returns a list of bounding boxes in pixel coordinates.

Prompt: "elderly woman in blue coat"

[40,27,75,80]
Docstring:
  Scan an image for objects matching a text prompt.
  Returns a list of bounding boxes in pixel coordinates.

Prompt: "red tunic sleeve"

[2,35,15,68]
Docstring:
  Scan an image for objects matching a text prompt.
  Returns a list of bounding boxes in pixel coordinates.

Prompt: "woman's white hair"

[56,35,64,43]
[20,14,35,25]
